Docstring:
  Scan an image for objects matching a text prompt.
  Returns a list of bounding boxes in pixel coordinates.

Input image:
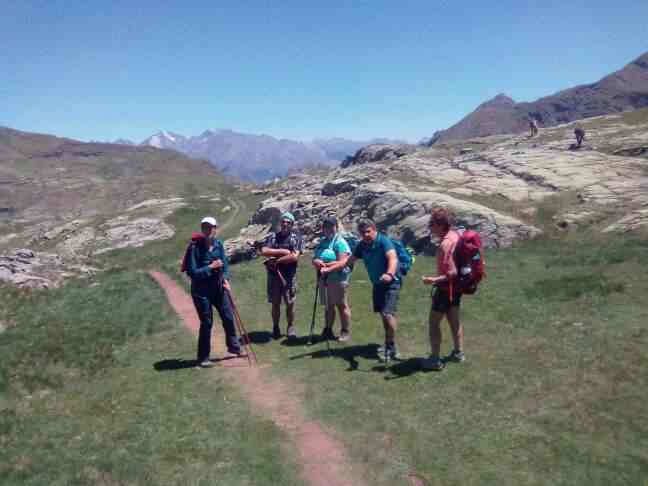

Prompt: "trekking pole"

[306,273,320,345]
[322,277,332,356]
[225,289,258,366]
[324,310,332,356]
[234,303,257,366]
[233,297,257,366]
[276,268,287,288]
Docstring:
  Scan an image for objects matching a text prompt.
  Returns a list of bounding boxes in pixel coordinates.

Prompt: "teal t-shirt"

[314,234,351,283]
[353,233,397,286]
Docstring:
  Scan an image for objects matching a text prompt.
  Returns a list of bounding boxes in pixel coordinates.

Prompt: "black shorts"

[372,282,401,315]
[431,287,461,313]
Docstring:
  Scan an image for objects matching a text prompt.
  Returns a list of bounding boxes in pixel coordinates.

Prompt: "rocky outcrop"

[227,110,648,261]
[0,197,190,289]
[340,144,418,168]
[0,249,97,289]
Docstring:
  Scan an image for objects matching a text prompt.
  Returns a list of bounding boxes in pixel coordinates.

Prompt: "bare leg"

[429,308,444,359]
[446,306,463,352]
[325,304,336,329]
[271,302,281,327]
[337,303,351,332]
[286,302,295,328]
[382,313,398,343]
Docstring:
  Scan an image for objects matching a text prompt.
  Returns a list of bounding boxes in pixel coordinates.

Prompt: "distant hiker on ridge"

[312,216,352,342]
[574,127,585,148]
[184,216,242,368]
[260,212,303,340]
[349,218,402,362]
[529,117,539,137]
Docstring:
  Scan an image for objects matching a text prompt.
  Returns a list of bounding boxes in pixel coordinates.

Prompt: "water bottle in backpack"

[453,230,485,295]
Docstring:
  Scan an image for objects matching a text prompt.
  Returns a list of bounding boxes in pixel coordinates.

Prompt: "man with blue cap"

[313,216,352,342]
[260,211,303,339]
[185,216,242,367]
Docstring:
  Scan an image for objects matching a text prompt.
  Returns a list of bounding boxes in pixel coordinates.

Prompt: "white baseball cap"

[200,216,218,227]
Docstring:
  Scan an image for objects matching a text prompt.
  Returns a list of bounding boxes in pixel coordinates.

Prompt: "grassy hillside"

[0,127,238,252]
[1,191,647,485]
[231,232,648,486]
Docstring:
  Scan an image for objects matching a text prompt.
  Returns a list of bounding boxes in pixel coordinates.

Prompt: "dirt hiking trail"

[149,270,370,486]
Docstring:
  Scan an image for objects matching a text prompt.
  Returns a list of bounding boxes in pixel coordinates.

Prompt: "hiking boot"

[338,330,351,343]
[227,347,244,357]
[286,325,297,339]
[198,359,215,368]
[444,349,465,363]
[421,356,445,371]
[321,326,336,341]
[272,325,282,340]
[378,343,400,363]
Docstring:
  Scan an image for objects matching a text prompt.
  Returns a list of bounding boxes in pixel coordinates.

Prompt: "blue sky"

[2,0,647,143]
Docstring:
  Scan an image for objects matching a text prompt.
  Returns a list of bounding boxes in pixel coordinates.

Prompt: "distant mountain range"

[134,130,404,182]
[427,50,648,144]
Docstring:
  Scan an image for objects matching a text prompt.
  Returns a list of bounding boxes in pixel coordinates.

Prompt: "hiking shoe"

[421,356,445,371]
[286,325,297,339]
[338,330,351,343]
[272,325,282,340]
[198,359,215,368]
[321,326,336,341]
[378,343,400,363]
[444,349,465,363]
[227,347,244,357]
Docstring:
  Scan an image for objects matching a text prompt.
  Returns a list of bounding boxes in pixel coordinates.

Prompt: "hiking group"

[182,207,484,371]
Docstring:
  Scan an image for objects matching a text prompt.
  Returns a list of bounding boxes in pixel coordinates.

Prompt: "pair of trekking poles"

[269,263,329,351]
[307,273,332,355]
[225,288,258,367]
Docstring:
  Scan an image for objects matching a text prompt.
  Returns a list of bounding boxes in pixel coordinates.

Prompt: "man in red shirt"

[421,207,464,371]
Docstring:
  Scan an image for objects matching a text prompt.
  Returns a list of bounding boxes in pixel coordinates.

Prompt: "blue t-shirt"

[314,234,351,283]
[353,233,398,286]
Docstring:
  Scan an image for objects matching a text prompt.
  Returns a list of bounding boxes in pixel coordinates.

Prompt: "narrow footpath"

[149,270,368,486]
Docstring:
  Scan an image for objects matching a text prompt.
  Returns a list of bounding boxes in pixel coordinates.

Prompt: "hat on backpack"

[319,248,337,263]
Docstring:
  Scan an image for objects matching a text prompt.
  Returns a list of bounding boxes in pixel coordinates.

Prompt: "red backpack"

[452,230,485,295]
[180,232,207,273]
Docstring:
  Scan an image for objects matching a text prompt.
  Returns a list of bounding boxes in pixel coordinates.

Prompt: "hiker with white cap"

[260,212,303,339]
[184,216,242,367]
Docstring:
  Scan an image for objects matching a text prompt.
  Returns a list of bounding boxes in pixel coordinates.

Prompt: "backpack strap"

[328,234,339,253]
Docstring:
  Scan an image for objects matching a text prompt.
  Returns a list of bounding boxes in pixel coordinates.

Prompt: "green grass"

[0,270,303,486]
[228,232,648,486]
[2,190,648,485]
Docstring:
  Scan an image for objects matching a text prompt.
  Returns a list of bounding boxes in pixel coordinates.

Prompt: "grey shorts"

[372,282,400,315]
[267,274,297,305]
[319,280,348,307]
